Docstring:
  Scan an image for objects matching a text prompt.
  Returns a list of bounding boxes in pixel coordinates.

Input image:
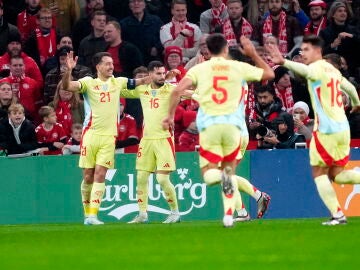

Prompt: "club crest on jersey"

[151,90,157,97]
[102,84,108,91]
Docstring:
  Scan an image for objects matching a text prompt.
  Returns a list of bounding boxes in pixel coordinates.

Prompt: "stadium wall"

[0,149,359,225]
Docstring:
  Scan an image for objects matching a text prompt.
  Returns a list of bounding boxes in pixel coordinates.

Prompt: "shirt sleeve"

[340,76,360,106]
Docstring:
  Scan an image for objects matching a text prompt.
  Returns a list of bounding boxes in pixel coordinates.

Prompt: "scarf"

[223,17,253,46]
[263,11,288,54]
[35,28,57,66]
[274,83,294,112]
[304,17,326,36]
[56,100,72,136]
[211,2,226,33]
[170,17,195,48]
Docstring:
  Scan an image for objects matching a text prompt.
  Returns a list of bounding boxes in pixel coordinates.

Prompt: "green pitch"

[0,218,359,270]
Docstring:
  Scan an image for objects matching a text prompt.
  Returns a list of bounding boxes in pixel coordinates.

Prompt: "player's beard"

[153,80,165,88]
[269,8,281,17]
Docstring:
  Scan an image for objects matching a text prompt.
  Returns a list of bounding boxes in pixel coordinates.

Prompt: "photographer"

[257,112,306,149]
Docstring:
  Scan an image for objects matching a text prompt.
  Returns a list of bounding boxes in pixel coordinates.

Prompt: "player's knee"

[156,173,171,186]
[203,169,222,186]
[137,170,150,185]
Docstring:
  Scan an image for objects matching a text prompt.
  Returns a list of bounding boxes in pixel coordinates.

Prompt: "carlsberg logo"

[100,168,207,220]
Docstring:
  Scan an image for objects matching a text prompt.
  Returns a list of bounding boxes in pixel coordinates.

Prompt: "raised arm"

[62,51,81,92]
[239,36,274,81]
[266,43,310,78]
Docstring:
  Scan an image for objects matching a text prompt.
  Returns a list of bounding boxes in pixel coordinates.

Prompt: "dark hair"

[133,66,148,76]
[255,84,276,97]
[147,61,164,71]
[302,35,324,49]
[206,33,228,55]
[323,53,342,69]
[38,106,54,119]
[92,52,112,67]
[91,10,107,20]
[171,0,187,8]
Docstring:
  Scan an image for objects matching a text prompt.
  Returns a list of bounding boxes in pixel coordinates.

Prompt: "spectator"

[200,0,228,34]
[104,20,143,78]
[116,98,140,153]
[42,34,74,74]
[146,0,172,23]
[258,111,306,149]
[222,0,253,47]
[292,101,314,140]
[282,0,310,29]
[77,10,107,69]
[248,84,284,140]
[272,65,311,113]
[0,81,17,119]
[0,1,21,55]
[164,45,186,84]
[1,0,26,26]
[0,103,39,155]
[178,110,199,152]
[0,56,43,124]
[160,0,201,62]
[35,105,67,155]
[24,7,57,68]
[48,81,84,137]
[72,0,105,54]
[62,122,82,155]
[184,33,211,70]
[41,0,80,35]
[120,0,163,65]
[247,0,268,26]
[44,46,91,104]
[320,1,360,80]
[0,31,43,88]
[304,0,328,36]
[17,0,45,43]
[252,0,303,57]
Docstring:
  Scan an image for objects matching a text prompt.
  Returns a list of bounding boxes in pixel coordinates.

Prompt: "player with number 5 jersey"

[163,34,274,226]
[267,35,360,225]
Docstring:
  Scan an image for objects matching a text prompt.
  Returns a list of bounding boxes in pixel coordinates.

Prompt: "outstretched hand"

[265,44,285,65]
[238,35,256,57]
[165,69,181,80]
[65,51,78,70]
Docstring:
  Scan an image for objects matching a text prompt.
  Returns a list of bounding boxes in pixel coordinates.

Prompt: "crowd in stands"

[0,0,360,156]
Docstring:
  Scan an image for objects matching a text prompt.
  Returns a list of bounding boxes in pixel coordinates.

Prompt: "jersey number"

[100,92,111,103]
[149,98,159,109]
[212,76,228,104]
[316,78,342,107]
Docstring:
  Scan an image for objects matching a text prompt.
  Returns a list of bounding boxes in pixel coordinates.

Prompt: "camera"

[256,125,273,137]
